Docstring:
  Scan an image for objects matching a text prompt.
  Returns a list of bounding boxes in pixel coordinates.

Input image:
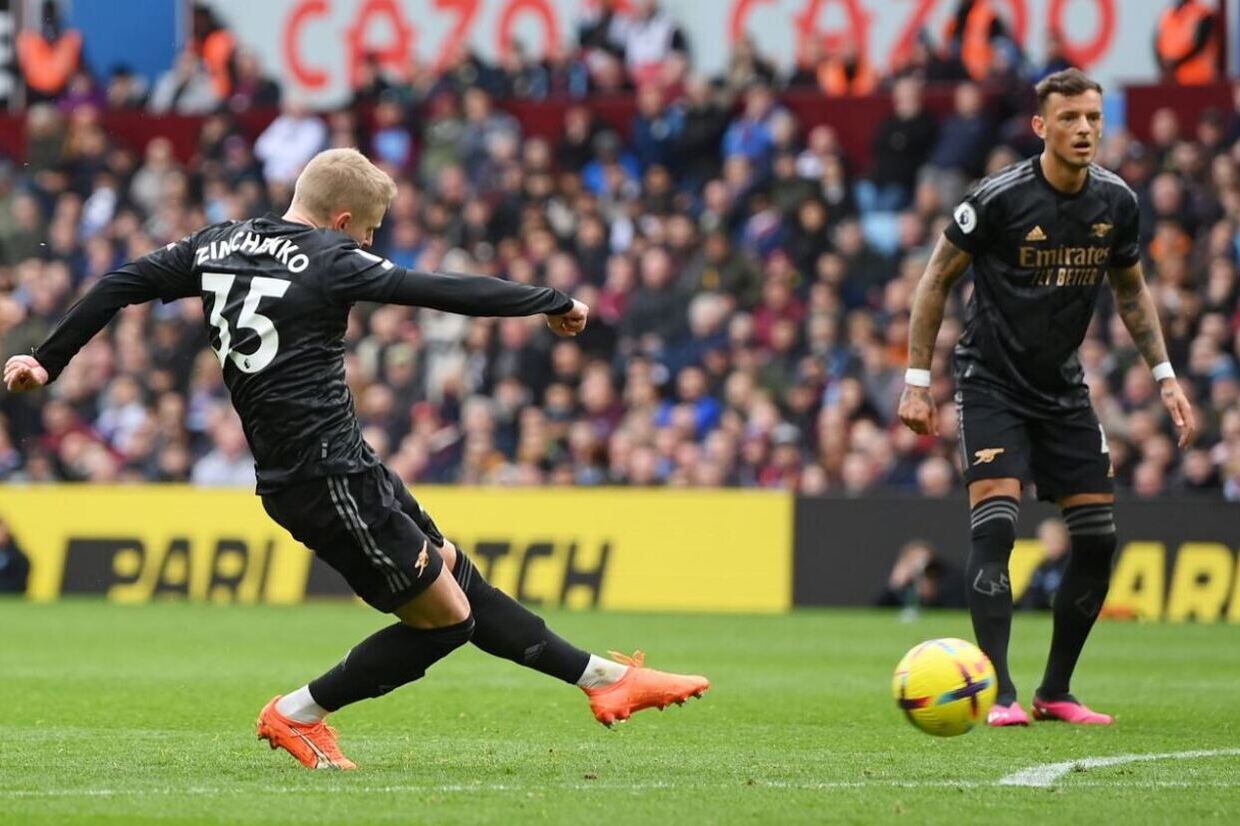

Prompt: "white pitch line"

[999,748,1240,788]
[4,776,1240,799]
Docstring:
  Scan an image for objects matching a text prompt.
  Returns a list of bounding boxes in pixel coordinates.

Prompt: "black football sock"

[966,496,1020,705]
[307,617,474,712]
[1039,504,1117,701]
[452,550,591,684]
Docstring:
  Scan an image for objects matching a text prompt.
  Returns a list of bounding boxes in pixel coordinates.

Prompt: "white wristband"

[1152,362,1175,382]
[905,368,931,388]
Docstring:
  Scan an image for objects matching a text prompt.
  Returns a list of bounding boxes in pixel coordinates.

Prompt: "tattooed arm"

[898,235,973,436]
[1109,262,1197,448]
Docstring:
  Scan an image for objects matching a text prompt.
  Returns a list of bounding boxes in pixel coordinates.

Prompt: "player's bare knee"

[394,568,473,629]
[968,478,1021,507]
[441,580,472,627]
[1058,492,1114,509]
[438,539,458,573]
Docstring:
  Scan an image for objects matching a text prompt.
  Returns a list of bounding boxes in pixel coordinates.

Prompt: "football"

[892,638,997,737]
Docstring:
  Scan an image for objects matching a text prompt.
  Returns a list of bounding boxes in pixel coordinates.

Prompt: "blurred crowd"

[14,0,1220,117]
[1,1,1239,499]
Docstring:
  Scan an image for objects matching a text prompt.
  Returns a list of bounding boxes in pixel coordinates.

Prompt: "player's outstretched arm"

[1109,262,1197,448]
[5,237,196,390]
[898,235,972,436]
[367,267,587,336]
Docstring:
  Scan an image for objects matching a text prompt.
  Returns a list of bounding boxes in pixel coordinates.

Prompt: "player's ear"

[1031,112,1046,141]
[330,211,353,232]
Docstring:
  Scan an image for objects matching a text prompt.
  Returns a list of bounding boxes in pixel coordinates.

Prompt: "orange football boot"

[256,696,357,770]
[582,651,710,727]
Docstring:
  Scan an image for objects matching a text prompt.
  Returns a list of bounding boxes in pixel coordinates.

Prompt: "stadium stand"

[1,0,1239,500]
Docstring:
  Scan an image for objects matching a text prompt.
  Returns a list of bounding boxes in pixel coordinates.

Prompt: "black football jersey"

[942,157,1141,412]
[34,215,573,491]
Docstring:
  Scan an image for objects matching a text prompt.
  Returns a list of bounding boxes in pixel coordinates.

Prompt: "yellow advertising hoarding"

[0,486,793,613]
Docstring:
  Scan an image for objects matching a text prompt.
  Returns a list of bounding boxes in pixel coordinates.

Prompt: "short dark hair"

[1035,69,1103,111]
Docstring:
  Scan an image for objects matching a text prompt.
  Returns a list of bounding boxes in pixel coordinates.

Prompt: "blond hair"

[291,148,397,222]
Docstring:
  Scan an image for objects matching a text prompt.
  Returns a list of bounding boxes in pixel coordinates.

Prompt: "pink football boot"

[987,702,1031,727]
[1032,695,1114,725]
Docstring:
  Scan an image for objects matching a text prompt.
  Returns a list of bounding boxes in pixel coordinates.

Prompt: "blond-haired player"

[5,148,708,770]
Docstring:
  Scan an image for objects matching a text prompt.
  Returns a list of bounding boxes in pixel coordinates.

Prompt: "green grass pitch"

[1,600,1237,824]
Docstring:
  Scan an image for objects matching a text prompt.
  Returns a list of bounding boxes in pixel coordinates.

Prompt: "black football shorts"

[955,384,1114,502]
[261,465,446,612]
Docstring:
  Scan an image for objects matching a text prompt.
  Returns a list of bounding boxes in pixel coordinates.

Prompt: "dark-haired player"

[899,69,1195,726]
[4,148,708,769]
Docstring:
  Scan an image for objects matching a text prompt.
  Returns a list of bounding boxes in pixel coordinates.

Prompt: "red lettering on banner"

[497,0,560,61]
[284,0,329,89]
[434,0,481,71]
[889,0,938,72]
[728,0,776,42]
[793,0,871,61]
[345,0,416,88]
[1048,0,1114,68]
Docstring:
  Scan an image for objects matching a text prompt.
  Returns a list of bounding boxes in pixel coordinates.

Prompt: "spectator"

[721,82,784,167]
[228,50,281,111]
[1020,518,1070,610]
[459,88,520,184]
[622,245,689,355]
[875,540,966,610]
[370,96,414,172]
[149,48,220,115]
[675,76,729,187]
[631,84,684,172]
[350,52,393,108]
[615,0,689,88]
[814,39,877,97]
[419,92,467,185]
[724,35,777,92]
[857,77,938,213]
[129,137,181,217]
[1155,0,1219,86]
[191,2,237,100]
[921,82,992,207]
[941,0,1016,83]
[16,0,82,102]
[253,100,327,185]
[191,410,256,487]
[104,66,148,110]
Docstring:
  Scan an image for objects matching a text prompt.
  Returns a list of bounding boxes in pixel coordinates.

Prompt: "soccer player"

[4,148,709,769]
[898,69,1196,726]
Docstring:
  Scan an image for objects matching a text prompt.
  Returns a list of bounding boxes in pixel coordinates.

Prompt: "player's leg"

[257,470,475,768]
[433,539,601,685]
[956,387,1031,724]
[297,562,474,716]
[1029,412,1116,724]
[966,477,1023,715]
[437,539,709,726]
[390,471,708,723]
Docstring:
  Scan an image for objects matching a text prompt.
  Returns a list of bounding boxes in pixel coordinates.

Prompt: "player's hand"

[1159,378,1197,449]
[3,355,49,393]
[898,385,938,436]
[547,299,589,337]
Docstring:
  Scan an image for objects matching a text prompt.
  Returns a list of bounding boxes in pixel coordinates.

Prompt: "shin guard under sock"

[1039,503,1117,700]
[966,496,1020,705]
[453,550,591,683]
[308,617,474,711]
